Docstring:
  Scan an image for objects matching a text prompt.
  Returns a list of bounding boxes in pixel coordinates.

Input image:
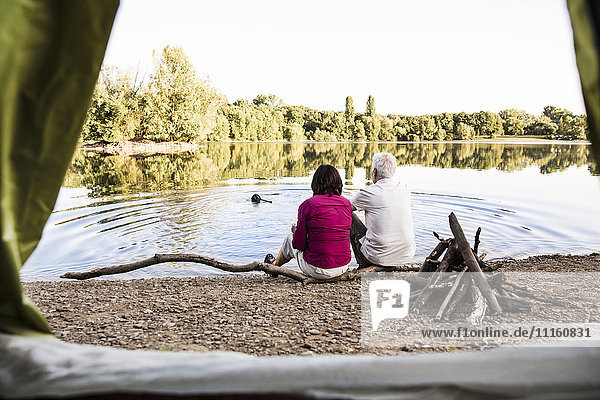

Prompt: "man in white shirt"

[350,152,416,267]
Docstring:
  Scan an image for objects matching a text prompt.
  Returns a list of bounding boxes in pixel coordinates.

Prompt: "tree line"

[83,46,589,143]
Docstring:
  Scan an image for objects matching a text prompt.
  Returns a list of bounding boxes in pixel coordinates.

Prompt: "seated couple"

[265,152,416,280]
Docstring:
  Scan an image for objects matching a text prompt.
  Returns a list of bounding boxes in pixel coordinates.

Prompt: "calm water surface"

[21,142,600,281]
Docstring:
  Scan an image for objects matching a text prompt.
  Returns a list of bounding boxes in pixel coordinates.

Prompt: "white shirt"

[351,178,416,266]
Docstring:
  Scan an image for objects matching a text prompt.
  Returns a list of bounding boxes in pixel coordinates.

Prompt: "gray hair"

[372,152,397,179]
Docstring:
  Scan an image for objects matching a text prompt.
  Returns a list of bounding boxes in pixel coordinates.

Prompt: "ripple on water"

[21,170,600,281]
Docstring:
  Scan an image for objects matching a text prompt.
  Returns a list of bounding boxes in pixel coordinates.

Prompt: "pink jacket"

[292,194,352,269]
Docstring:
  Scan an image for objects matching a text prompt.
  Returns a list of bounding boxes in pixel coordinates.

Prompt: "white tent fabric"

[1,334,599,399]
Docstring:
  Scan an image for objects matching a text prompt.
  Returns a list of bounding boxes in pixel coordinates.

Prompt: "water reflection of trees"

[63,143,596,196]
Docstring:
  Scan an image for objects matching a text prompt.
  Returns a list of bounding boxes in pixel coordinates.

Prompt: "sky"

[103,0,586,116]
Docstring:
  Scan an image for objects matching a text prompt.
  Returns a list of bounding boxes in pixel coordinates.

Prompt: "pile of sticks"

[410,212,532,323]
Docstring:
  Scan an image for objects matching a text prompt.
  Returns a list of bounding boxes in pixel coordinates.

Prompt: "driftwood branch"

[435,266,468,320]
[444,276,472,317]
[448,212,502,313]
[60,253,418,284]
[467,285,488,325]
[419,235,451,273]
[413,271,444,312]
[473,227,482,255]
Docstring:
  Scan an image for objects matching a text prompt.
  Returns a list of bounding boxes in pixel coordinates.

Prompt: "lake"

[20,142,600,281]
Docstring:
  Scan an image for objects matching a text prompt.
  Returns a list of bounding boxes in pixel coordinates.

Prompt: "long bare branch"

[60,253,418,284]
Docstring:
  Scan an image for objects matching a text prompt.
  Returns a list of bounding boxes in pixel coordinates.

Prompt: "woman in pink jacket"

[265,165,352,279]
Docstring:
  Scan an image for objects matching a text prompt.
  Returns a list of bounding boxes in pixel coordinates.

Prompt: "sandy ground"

[22,253,600,356]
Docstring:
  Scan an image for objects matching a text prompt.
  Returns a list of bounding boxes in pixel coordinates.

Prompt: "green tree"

[82,69,119,142]
[499,109,532,136]
[366,95,375,117]
[526,115,558,137]
[473,111,504,138]
[283,122,304,141]
[345,96,355,116]
[344,96,355,138]
[434,128,447,141]
[210,108,231,141]
[455,122,475,140]
[82,67,143,142]
[391,117,409,140]
[411,115,436,140]
[434,113,454,139]
[378,116,395,141]
[146,46,224,142]
[223,102,253,140]
[252,94,283,108]
[453,111,471,127]
[354,120,366,141]
[543,105,587,139]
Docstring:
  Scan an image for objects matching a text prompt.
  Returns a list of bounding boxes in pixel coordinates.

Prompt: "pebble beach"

[23,253,600,356]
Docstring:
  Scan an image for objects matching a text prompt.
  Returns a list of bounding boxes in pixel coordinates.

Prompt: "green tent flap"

[569,0,600,165]
[0,0,118,335]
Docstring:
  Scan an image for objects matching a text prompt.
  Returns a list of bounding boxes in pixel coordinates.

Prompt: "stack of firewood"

[409,213,534,323]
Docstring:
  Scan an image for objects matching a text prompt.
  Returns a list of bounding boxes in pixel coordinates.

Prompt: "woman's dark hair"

[311,165,343,196]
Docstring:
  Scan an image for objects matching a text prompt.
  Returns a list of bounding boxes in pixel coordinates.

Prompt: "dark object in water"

[251,194,272,203]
